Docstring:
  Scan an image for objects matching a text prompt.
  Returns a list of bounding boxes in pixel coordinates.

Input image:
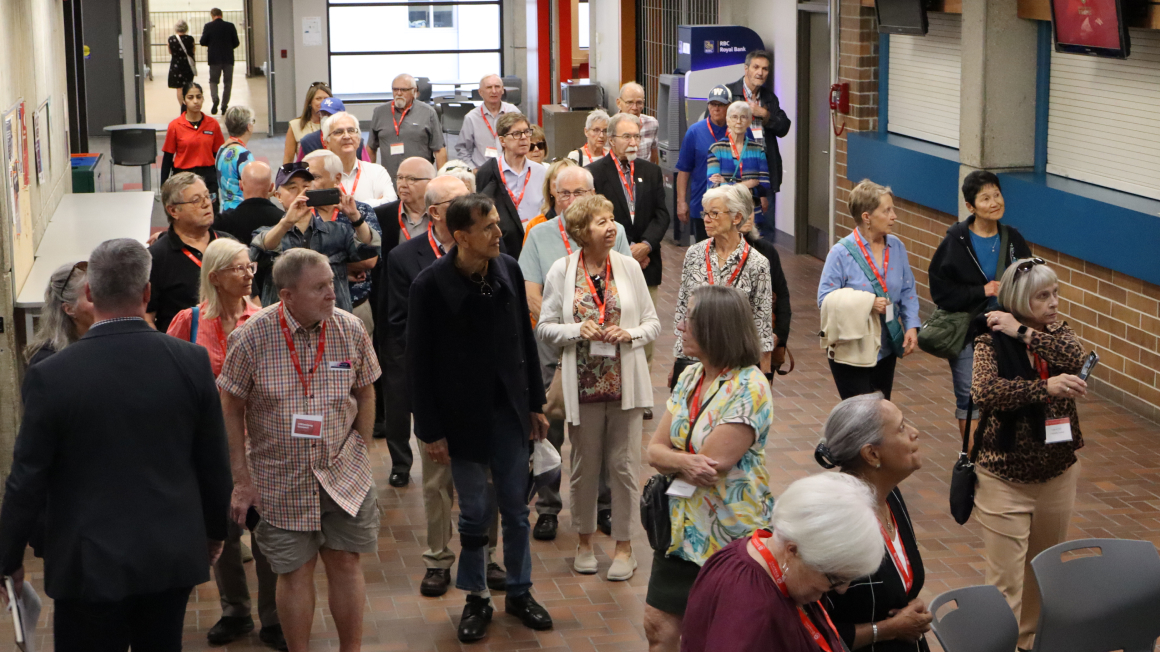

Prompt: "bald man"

[369,73,446,182]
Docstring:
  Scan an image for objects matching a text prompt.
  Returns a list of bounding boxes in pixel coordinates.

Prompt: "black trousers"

[54,585,194,652]
[382,335,414,473]
[828,354,897,400]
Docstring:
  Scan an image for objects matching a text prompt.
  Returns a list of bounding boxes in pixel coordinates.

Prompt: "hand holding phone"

[1078,351,1100,381]
[304,188,341,207]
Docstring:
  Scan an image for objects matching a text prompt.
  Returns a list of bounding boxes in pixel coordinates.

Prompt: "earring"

[874,463,881,469]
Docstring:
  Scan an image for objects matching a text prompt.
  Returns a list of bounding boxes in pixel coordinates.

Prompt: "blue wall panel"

[846,131,960,216]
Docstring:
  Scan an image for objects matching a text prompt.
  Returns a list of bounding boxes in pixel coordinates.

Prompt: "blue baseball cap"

[319,97,346,115]
[707,85,733,105]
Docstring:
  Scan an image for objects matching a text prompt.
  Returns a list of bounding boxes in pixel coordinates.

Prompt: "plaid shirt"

[639,114,659,162]
[217,303,382,531]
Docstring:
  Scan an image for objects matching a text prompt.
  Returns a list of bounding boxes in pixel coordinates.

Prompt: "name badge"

[390,142,405,156]
[751,127,764,140]
[328,360,352,370]
[291,413,324,439]
[1045,417,1073,444]
[666,479,697,498]
[203,130,215,135]
[885,303,895,323]
[485,146,498,159]
[590,341,617,357]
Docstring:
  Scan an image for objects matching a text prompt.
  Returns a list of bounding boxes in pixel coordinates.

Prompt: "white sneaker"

[573,547,598,574]
[607,554,638,581]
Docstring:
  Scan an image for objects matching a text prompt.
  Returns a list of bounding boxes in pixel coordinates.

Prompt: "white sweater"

[819,287,880,367]
[536,250,661,426]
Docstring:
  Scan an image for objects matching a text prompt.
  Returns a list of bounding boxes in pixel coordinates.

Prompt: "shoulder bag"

[949,397,983,525]
[542,366,565,421]
[178,36,198,77]
[840,237,905,355]
[919,225,1009,359]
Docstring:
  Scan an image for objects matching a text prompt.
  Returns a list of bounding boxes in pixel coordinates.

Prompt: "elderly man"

[0,238,232,651]
[325,111,396,207]
[369,74,446,181]
[217,105,256,211]
[408,194,552,643]
[616,82,659,163]
[252,156,380,312]
[148,172,234,333]
[726,49,791,238]
[220,248,381,652]
[676,84,732,242]
[216,160,279,243]
[455,74,519,170]
[296,97,372,162]
[475,112,545,259]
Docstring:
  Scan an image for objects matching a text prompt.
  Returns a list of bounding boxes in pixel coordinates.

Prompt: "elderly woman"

[567,109,610,165]
[523,158,578,244]
[284,82,331,164]
[24,261,95,368]
[818,179,920,400]
[644,285,774,651]
[815,393,932,651]
[216,105,257,212]
[707,101,771,225]
[537,195,660,580]
[167,20,196,113]
[682,473,883,652]
[929,170,1033,436]
[673,185,774,385]
[528,124,548,165]
[970,258,1086,650]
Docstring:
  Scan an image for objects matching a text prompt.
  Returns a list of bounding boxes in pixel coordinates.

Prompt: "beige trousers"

[568,403,643,541]
[974,461,1080,649]
[419,444,501,569]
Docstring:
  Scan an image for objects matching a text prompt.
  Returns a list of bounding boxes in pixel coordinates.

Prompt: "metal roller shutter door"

[888,14,962,149]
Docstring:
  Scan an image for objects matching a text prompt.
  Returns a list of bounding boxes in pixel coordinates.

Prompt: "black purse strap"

[962,397,982,463]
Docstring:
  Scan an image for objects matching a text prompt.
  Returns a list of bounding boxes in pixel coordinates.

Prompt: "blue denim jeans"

[449,407,533,597]
[949,344,978,420]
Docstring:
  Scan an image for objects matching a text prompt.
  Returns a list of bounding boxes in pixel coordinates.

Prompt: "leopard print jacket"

[971,322,1085,483]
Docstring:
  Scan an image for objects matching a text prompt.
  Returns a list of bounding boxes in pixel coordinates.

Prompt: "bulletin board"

[2,99,35,291]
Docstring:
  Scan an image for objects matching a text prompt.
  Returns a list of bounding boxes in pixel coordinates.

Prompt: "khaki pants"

[213,521,278,627]
[568,403,643,541]
[419,444,501,569]
[974,461,1080,649]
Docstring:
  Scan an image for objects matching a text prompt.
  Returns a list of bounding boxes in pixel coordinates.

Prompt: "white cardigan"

[536,250,661,426]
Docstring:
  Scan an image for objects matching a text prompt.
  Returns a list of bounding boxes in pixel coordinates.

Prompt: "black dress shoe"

[457,595,494,643]
[533,514,558,541]
[420,568,451,597]
[643,408,654,420]
[258,624,289,651]
[486,562,507,591]
[207,615,254,645]
[597,508,612,536]
[505,592,553,630]
[211,102,219,115]
[388,471,409,487]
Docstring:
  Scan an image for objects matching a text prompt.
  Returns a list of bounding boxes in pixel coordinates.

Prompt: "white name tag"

[485,146,498,159]
[885,303,895,322]
[1045,417,1073,444]
[291,413,323,439]
[666,479,698,498]
[590,341,617,357]
[751,127,763,140]
[390,142,405,156]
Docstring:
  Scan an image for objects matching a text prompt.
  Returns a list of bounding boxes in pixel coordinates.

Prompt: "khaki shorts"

[255,484,380,575]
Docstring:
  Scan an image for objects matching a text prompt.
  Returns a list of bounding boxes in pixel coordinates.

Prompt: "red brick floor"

[5,241,1159,651]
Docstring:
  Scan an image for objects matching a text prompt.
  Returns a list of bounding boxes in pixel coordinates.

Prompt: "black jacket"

[587,156,669,287]
[725,78,791,192]
[382,229,441,345]
[200,18,239,65]
[406,251,544,463]
[0,320,232,601]
[928,216,1033,313]
[746,234,792,347]
[475,157,527,259]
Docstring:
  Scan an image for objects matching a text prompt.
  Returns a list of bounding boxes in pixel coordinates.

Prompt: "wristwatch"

[350,216,367,228]
[1017,324,1028,338]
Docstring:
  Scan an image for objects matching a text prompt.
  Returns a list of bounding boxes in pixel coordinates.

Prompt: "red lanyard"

[182,249,203,267]
[427,221,444,258]
[1033,353,1049,380]
[278,304,327,398]
[612,156,635,213]
[706,118,726,143]
[687,371,709,427]
[726,130,744,179]
[498,156,529,209]
[481,110,498,139]
[313,207,340,222]
[579,252,611,325]
[339,164,360,197]
[557,218,573,255]
[705,240,750,287]
[391,103,411,136]
[881,512,913,592]
[743,84,756,103]
[398,203,413,240]
[853,228,890,293]
[751,530,842,652]
[583,143,604,163]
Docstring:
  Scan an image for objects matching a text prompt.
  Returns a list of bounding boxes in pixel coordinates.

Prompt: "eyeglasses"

[392,87,416,93]
[1013,257,1046,279]
[329,127,359,137]
[701,210,734,222]
[504,129,533,139]
[469,273,494,297]
[587,128,608,136]
[620,100,645,108]
[530,141,548,151]
[220,262,258,276]
[396,175,432,185]
[824,572,851,591]
[555,189,592,199]
[53,261,88,302]
[611,133,642,142]
[173,192,216,207]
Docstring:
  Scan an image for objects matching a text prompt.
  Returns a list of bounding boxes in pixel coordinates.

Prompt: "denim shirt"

[817,232,921,360]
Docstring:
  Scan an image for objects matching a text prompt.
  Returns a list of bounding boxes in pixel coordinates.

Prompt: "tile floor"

[3,237,1158,651]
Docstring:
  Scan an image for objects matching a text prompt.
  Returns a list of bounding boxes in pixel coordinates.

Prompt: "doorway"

[794,6,831,260]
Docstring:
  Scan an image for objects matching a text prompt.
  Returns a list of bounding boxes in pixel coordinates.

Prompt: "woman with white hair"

[217,105,257,212]
[706,101,771,226]
[567,109,610,165]
[24,261,95,368]
[167,20,196,112]
[438,159,477,193]
[816,393,932,651]
[682,473,883,652]
[969,257,1087,650]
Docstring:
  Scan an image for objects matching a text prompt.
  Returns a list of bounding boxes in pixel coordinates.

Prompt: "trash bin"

[71,153,103,193]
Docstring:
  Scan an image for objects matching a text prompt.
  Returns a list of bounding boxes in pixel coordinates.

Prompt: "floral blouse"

[674,238,774,358]
[666,363,774,566]
[573,264,622,404]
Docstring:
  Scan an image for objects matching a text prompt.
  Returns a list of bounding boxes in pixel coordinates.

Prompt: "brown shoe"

[420,568,451,597]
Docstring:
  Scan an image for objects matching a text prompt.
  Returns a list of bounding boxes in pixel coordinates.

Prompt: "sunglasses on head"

[1013,257,1047,278]
[53,261,88,302]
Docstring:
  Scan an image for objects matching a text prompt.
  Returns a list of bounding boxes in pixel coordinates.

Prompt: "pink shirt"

[166,301,262,377]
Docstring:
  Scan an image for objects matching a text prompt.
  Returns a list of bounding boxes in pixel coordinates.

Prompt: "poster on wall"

[2,102,22,237]
[33,99,49,186]
[20,101,30,188]
[38,98,50,180]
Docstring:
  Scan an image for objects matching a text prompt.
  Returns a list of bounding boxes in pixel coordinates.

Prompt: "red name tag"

[291,413,323,439]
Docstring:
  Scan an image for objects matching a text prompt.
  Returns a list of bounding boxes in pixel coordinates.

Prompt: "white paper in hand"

[532,438,562,476]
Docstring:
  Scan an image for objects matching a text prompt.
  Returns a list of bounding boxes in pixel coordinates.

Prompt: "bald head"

[554,166,595,214]
[426,175,470,213]
[240,161,273,200]
[617,82,646,117]
[479,74,505,107]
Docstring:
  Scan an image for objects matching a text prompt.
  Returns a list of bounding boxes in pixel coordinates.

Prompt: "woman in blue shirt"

[818,179,920,399]
[706,101,771,226]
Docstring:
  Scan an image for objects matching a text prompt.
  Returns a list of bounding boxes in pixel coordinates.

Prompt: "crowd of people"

[0,44,1095,652]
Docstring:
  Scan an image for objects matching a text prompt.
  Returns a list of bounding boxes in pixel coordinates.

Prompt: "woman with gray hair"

[644,285,774,651]
[217,105,257,212]
[24,261,95,368]
[706,101,772,227]
[438,159,477,193]
[815,393,933,652]
[567,109,610,165]
[682,472,883,652]
[167,20,196,112]
[969,257,1087,649]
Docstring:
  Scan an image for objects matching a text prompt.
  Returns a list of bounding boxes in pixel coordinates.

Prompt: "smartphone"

[245,507,261,531]
[1077,351,1100,381]
[304,188,341,207]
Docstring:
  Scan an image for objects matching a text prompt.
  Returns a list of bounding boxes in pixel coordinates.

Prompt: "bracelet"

[872,622,878,644]
[350,216,366,228]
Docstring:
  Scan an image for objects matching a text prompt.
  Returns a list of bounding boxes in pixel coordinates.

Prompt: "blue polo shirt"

[676,118,729,221]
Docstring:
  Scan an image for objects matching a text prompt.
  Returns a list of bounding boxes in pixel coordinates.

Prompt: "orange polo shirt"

[163,114,225,169]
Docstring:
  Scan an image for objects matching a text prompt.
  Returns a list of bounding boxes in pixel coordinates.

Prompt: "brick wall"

[835,2,1160,424]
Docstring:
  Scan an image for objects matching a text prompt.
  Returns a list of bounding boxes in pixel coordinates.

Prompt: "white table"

[15,192,155,332]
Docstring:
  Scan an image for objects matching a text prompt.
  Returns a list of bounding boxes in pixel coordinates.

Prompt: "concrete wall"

[588,0,621,110]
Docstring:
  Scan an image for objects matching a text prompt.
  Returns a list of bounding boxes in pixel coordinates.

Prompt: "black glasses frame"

[53,261,88,302]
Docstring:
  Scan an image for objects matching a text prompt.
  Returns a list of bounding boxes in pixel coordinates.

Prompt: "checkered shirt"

[217,303,382,531]
[639,113,660,162]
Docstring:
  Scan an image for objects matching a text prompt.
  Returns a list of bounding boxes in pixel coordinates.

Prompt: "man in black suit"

[407,194,552,643]
[0,238,232,651]
[474,113,547,260]
[200,7,240,115]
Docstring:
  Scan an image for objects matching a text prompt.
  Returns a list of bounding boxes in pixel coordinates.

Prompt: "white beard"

[625,151,638,162]
[394,98,407,110]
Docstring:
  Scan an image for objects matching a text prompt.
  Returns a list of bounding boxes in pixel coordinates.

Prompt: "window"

[328,0,502,95]
[887,13,962,148]
[578,1,590,50]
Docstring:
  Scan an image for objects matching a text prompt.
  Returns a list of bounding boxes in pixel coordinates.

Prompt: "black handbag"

[950,398,982,525]
[641,473,674,552]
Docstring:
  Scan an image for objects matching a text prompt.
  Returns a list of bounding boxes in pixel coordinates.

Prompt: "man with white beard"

[369,73,447,181]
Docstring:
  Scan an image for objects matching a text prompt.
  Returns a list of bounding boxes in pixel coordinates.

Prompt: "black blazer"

[406,251,544,463]
[381,230,440,346]
[928,216,1033,313]
[824,488,929,652]
[746,234,793,347]
[587,156,669,287]
[199,18,239,65]
[725,78,791,192]
[0,320,232,601]
[475,157,527,259]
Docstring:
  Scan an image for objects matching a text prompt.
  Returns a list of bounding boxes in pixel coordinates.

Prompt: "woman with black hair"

[161,82,225,211]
